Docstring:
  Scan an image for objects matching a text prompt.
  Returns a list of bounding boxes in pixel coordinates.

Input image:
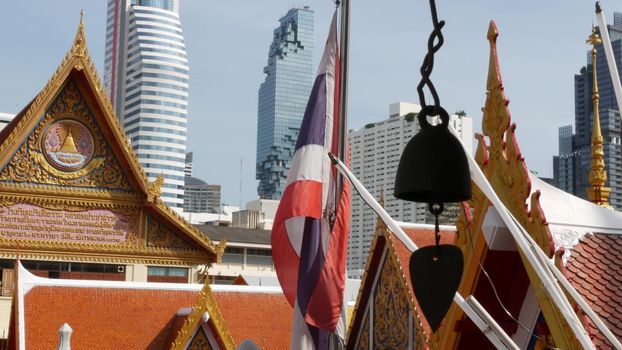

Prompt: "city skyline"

[0,1,616,206]
[555,14,622,210]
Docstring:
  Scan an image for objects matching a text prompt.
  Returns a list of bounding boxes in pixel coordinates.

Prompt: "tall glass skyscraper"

[105,0,189,210]
[554,13,622,210]
[256,7,314,200]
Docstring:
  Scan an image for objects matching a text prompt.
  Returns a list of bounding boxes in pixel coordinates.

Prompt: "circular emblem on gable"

[42,120,94,171]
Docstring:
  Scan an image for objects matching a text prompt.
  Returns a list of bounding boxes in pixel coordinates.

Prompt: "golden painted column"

[585,26,613,209]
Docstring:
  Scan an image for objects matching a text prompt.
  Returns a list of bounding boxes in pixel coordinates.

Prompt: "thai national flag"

[272,11,350,349]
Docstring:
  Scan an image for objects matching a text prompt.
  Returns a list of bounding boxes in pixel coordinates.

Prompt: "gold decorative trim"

[171,282,235,350]
[152,201,223,258]
[147,214,200,251]
[0,182,141,202]
[31,152,105,180]
[147,174,165,202]
[381,225,429,346]
[0,251,208,267]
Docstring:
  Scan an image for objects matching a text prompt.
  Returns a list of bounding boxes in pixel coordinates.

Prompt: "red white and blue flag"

[271,11,350,349]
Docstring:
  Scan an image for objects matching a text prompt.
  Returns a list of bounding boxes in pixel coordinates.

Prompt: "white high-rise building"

[347,102,473,278]
[104,0,188,210]
[0,113,14,131]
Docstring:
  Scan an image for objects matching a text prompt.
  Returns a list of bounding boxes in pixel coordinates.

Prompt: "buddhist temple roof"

[10,262,294,350]
[0,17,225,265]
[433,21,622,350]
[525,145,622,348]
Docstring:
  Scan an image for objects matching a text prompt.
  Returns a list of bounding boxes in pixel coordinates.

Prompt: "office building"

[554,13,622,209]
[183,176,221,213]
[104,0,189,209]
[184,151,193,177]
[256,7,314,199]
[347,102,473,277]
[0,114,13,131]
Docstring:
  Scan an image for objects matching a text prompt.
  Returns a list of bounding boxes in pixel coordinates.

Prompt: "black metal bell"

[394,106,471,204]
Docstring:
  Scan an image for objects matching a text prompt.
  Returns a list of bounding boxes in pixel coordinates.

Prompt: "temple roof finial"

[72,11,88,59]
[585,26,613,209]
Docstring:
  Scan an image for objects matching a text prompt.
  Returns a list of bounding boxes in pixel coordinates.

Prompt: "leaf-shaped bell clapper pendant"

[394,105,471,332]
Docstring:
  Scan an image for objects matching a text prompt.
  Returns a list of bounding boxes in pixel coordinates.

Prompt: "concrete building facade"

[183,176,221,213]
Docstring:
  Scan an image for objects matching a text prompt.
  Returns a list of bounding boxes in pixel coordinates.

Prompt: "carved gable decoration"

[347,222,438,350]
[171,283,235,350]
[0,79,133,193]
[372,249,413,349]
[187,328,215,350]
[147,214,203,252]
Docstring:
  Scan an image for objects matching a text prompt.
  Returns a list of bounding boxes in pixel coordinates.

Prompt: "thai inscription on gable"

[0,79,132,192]
[0,201,137,245]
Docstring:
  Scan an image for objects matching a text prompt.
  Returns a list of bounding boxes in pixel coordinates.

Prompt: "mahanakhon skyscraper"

[256,7,314,200]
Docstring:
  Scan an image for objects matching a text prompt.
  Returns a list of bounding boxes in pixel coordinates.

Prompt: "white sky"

[0,1,616,206]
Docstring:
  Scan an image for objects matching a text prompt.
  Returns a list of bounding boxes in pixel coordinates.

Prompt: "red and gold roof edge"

[171,281,235,350]
[435,21,584,349]
[346,217,432,348]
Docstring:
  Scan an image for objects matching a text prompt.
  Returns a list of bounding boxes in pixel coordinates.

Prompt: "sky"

[0,1,616,207]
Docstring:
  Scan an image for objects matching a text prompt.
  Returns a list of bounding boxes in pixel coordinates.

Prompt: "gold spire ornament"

[585,26,613,209]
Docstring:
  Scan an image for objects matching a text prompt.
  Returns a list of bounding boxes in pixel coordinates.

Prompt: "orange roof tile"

[17,267,293,350]
[565,233,622,349]
[23,286,199,350]
[212,291,293,349]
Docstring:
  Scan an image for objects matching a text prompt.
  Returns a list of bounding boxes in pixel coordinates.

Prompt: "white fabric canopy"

[528,173,622,260]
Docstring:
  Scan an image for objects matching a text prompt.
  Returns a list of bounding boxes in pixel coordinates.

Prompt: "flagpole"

[334,3,350,349]
[337,0,350,178]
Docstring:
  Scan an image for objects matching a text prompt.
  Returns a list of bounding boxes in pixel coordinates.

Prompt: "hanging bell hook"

[428,202,443,259]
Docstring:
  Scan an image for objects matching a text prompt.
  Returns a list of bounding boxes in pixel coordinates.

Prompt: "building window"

[147,266,188,283]
[222,247,244,264]
[246,248,273,266]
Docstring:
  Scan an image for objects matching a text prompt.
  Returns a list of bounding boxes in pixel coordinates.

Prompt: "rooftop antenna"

[239,157,243,209]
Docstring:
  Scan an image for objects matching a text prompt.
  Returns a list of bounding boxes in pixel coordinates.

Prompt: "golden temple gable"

[0,17,224,268]
[346,219,457,349]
